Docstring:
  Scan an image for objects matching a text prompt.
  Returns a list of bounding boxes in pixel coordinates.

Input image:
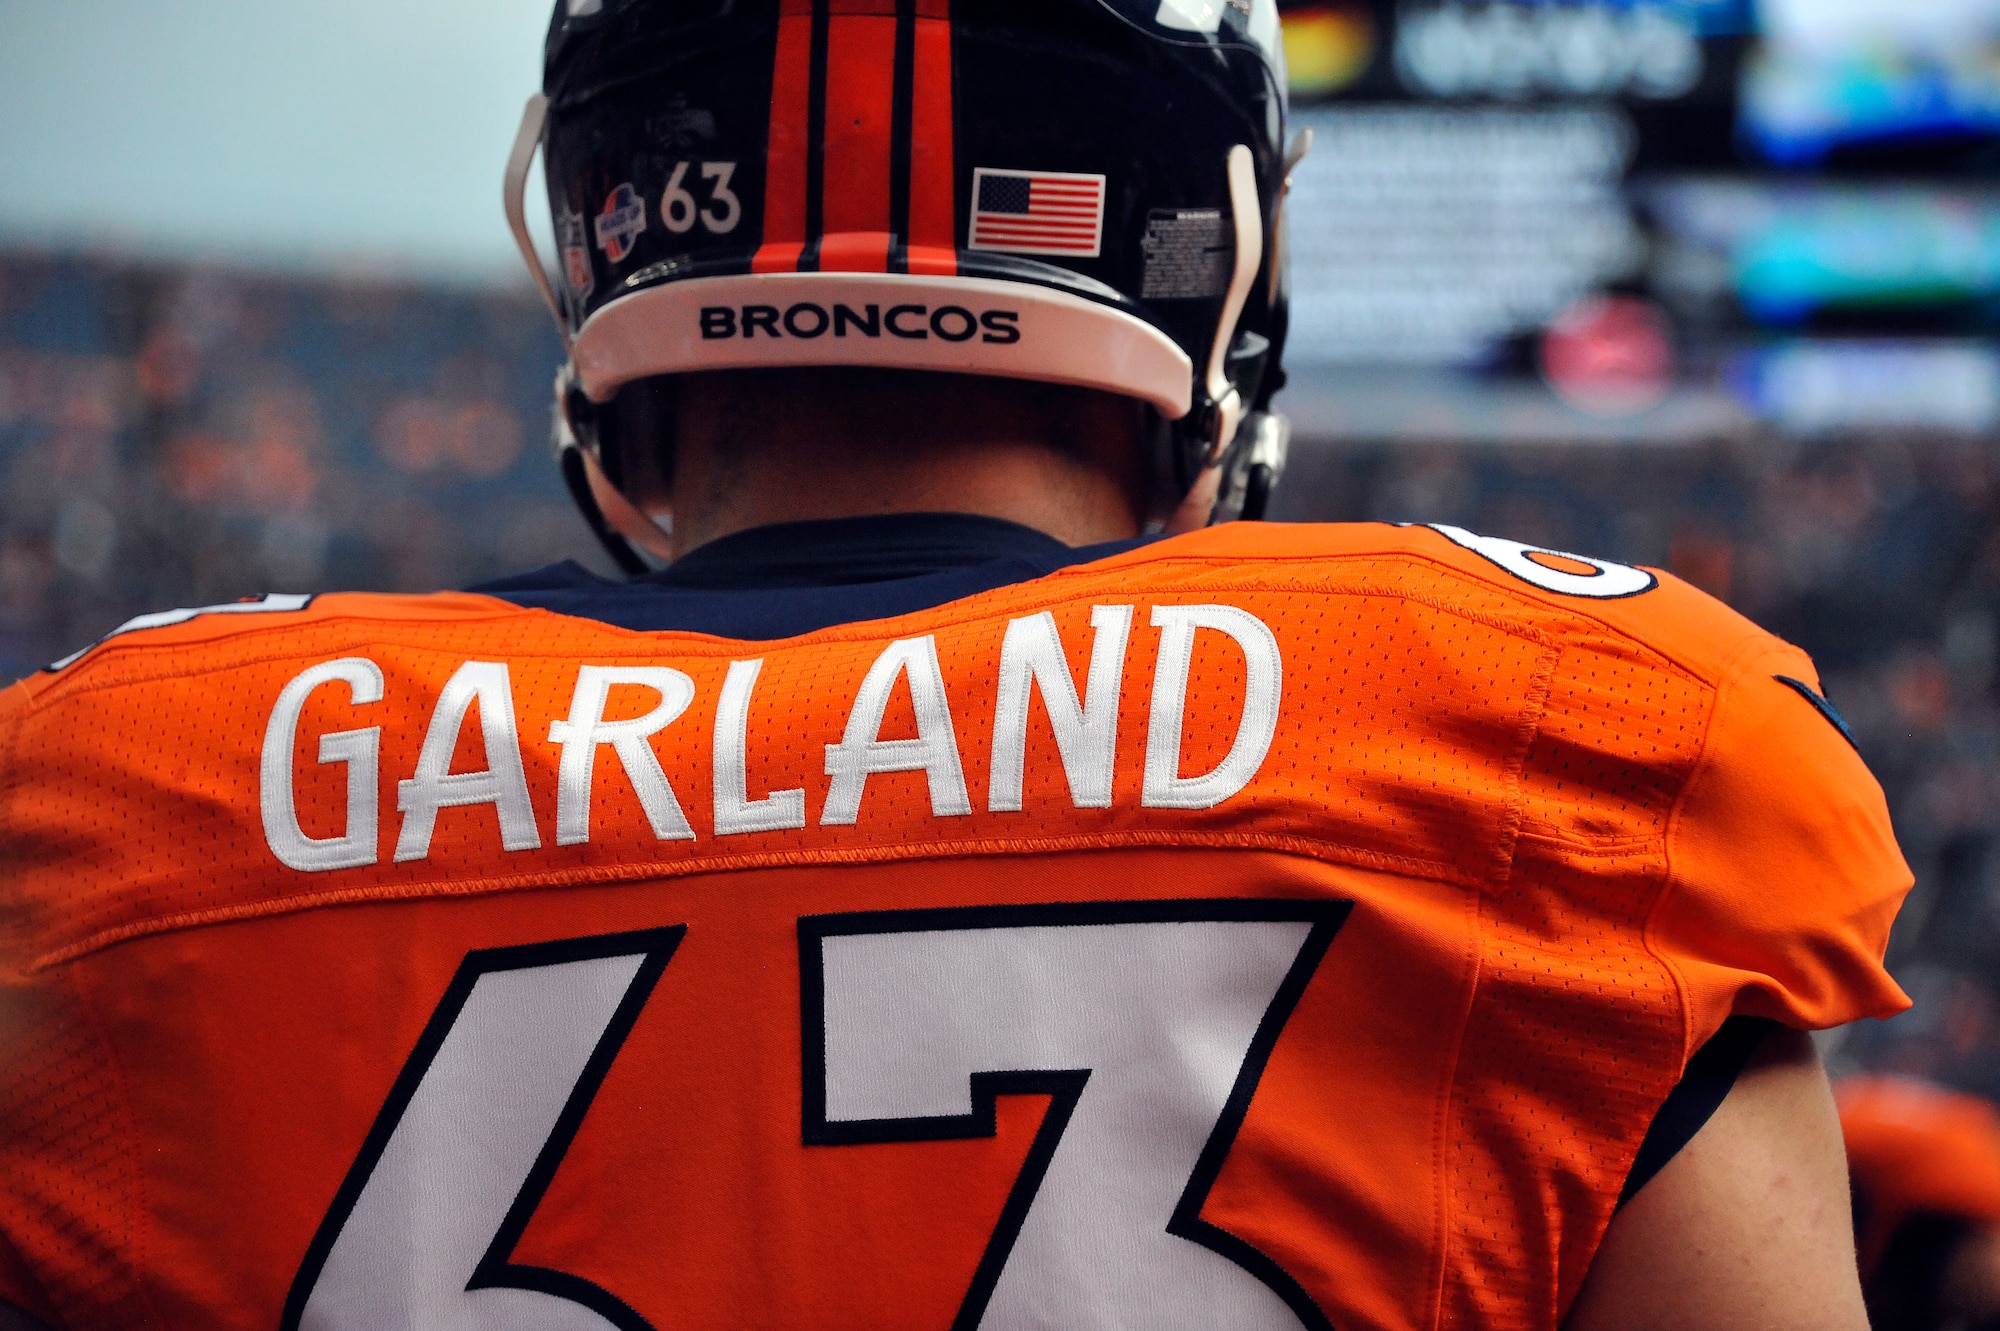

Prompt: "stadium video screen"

[1279,0,2000,426]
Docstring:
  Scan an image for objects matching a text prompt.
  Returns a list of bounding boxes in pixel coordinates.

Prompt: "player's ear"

[1141,406,1185,530]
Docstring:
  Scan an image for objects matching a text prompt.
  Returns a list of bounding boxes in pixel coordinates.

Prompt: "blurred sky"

[0,0,556,284]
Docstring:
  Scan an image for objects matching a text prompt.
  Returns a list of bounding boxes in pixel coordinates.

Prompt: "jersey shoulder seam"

[1646,631,1792,1065]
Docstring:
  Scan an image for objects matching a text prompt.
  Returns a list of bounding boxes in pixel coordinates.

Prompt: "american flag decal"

[968,168,1107,257]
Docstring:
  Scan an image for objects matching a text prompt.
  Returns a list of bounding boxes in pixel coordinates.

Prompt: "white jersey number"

[284,903,1345,1330]
[1423,523,1658,599]
[282,929,681,1331]
[804,901,1346,1330]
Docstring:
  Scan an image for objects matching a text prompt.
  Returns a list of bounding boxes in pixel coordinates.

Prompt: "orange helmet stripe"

[905,8,957,275]
[755,0,952,278]
[819,12,897,272]
[752,0,819,273]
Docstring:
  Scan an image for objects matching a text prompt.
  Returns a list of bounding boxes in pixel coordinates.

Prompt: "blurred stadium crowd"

[3,244,1995,1104]
[0,249,595,686]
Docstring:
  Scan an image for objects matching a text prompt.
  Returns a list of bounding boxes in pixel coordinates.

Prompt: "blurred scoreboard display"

[1277,0,2000,436]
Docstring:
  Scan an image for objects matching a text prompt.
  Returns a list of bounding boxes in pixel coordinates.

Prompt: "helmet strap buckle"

[554,366,675,575]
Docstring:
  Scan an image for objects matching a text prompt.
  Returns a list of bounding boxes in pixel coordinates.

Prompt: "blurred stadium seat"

[0,252,604,683]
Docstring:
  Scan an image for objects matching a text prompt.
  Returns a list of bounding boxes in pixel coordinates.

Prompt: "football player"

[0,0,1911,1327]
[1840,1076,2000,1330]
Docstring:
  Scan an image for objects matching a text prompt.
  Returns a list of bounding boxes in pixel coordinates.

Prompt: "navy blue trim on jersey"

[1774,675,1861,755]
[471,514,1155,641]
[1617,1016,1778,1210]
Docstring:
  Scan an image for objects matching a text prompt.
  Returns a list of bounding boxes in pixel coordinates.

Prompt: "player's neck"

[658,371,1150,558]
[667,437,1143,557]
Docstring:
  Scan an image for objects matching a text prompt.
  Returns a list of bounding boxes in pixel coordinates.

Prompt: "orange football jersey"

[0,521,1910,1330]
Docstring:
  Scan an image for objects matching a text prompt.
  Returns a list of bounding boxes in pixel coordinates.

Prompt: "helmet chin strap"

[553,366,676,575]
[570,442,678,566]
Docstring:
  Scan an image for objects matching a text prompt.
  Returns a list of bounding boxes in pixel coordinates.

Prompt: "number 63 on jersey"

[283,898,1350,1331]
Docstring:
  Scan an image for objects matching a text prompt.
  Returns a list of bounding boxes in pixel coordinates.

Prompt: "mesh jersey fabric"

[0,519,1910,1330]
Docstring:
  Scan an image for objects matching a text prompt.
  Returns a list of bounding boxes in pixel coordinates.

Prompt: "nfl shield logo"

[594,183,647,265]
[558,210,594,300]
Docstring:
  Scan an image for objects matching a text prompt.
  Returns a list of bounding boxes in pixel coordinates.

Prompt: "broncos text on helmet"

[503,0,1305,573]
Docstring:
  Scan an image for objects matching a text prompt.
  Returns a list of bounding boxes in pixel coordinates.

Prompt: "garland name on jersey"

[0,522,1912,1331]
[258,602,1279,873]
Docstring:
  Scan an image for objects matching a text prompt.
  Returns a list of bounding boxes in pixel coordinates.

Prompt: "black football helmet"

[506,0,1303,574]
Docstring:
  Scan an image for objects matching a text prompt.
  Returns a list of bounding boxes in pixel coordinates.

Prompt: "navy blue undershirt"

[472,512,1154,640]
[473,510,1756,1205]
